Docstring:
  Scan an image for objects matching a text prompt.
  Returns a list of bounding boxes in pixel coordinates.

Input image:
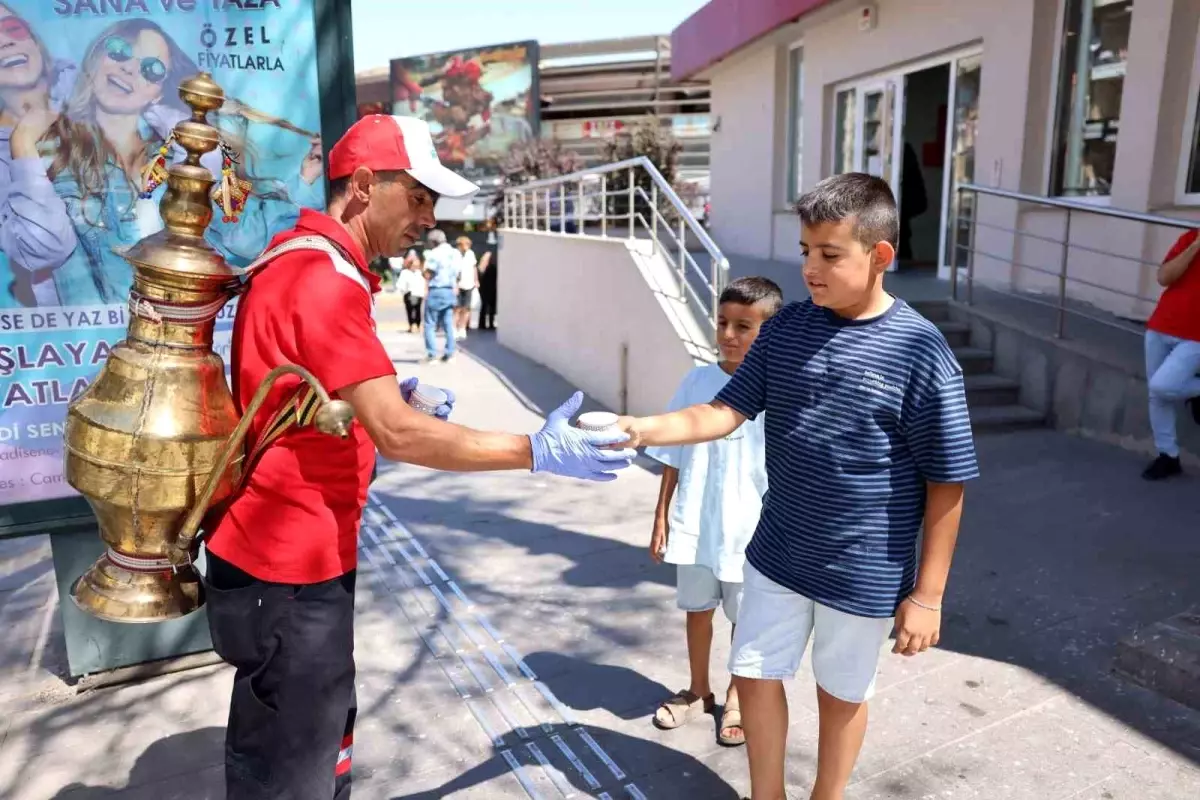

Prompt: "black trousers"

[478,284,497,330]
[205,552,357,800]
[404,293,423,327]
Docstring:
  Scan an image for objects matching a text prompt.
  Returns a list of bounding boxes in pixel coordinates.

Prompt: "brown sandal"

[718,705,745,746]
[653,689,715,730]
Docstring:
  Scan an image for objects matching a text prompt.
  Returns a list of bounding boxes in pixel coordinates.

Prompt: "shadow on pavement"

[921,430,1200,764]
[524,650,673,720]
[386,721,741,800]
[47,727,224,799]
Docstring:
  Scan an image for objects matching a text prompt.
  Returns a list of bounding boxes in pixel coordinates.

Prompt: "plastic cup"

[576,411,620,435]
[408,383,448,417]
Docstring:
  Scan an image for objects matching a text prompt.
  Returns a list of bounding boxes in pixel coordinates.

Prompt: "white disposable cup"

[576,411,620,436]
[408,383,448,417]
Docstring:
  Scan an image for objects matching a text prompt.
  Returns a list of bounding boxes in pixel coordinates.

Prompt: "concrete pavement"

[1,311,1198,799]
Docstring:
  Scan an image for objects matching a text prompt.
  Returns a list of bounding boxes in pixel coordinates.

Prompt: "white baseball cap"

[328,114,480,200]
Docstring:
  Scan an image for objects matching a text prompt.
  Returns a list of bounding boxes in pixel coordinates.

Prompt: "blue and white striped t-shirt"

[715,298,979,618]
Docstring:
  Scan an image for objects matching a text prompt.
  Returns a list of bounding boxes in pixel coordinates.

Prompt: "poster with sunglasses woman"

[0,3,79,306]
[0,2,327,505]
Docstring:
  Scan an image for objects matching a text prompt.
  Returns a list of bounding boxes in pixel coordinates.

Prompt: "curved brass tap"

[168,364,356,566]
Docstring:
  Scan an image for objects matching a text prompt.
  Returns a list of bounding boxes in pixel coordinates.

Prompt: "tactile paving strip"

[360,493,649,799]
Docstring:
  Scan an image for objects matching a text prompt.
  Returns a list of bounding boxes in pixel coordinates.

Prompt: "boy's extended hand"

[892,596,941,656]
[649,521,667,563]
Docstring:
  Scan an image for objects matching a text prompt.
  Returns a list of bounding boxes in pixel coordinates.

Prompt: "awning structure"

[670,0,835,81]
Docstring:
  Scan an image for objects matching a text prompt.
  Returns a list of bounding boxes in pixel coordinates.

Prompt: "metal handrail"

[952,183,1194,339]
[502,156,728,344]
[507,156,722,263]
[957,184,1195,229]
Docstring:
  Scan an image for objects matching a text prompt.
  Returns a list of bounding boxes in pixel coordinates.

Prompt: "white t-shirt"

[645,363,767,582]
[457,249,478,291]
[397,269,426,298]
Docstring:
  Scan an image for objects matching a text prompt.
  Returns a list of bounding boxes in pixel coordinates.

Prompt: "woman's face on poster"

[0,5,45,90]
[91,28,169,115]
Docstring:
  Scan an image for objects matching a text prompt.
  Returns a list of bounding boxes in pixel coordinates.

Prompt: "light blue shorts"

[676,564,742,622]
[729,563,894,703]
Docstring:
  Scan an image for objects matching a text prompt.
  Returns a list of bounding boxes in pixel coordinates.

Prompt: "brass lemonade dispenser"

[63,73,352,623]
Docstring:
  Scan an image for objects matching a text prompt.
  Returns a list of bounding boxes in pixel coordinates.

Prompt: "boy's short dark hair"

[719,276,783,318]
[795,173,899,249]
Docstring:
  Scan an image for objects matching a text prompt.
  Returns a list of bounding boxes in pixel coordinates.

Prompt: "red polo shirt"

[1148,229,1200,343]
[205,210,396,584]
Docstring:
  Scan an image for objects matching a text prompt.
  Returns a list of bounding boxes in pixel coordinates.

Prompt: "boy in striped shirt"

[615,173,979,800]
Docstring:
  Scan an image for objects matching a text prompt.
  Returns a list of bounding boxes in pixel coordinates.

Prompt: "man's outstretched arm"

[341,376,532,470]
[340,377,633,480]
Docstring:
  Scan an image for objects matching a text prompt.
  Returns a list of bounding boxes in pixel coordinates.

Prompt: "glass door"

[941,53,982,275]
[860,81,899,182]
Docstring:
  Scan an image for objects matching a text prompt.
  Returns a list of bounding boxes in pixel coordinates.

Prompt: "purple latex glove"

[530,392,636,482]
[399,376,454,420]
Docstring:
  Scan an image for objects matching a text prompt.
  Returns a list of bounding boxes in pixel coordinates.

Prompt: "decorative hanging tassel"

[139,134,174,199]
[210,142,253,223]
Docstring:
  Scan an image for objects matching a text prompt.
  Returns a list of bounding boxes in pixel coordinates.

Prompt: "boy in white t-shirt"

[645,276,782,748]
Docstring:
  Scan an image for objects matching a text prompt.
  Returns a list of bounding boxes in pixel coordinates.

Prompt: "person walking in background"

[398,249,426,333]
[477,225,498,330]
[1141,227,1200,480]
[645,277,781,749]
[454,234,477,340]
[422,228,459,362]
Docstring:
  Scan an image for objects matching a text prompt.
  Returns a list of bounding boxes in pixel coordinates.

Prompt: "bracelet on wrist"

[905,595,942,612]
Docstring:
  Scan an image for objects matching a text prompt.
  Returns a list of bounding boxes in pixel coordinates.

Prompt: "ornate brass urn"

[63,74,352,623]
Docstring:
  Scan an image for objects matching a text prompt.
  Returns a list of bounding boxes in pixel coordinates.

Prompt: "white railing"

[501,156,729,340]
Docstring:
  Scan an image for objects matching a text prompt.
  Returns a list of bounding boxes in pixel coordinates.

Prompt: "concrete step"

[963,373,1021,407]
[910,299,951,322]
[953,346,994,375]
[1114,609,1200,712]
[969,404,1046,432]
[936,320,971,348]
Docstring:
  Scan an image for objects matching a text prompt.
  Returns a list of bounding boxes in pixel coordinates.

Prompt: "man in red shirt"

[1142,228,1200,480]
[201,114,635,799]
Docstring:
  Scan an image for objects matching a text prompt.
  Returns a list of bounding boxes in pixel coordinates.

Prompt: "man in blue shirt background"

[422,228,461,362]
[616,173,979,800]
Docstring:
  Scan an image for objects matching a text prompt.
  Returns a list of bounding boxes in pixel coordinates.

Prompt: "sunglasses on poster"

[103,35,167,84]
[0,16,31,41]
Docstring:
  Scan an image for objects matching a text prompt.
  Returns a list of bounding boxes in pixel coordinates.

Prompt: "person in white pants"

[1141,228,1200,481]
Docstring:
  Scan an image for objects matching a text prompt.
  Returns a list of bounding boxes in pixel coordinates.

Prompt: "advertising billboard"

[389,39,540,194]
[0,1,326,506]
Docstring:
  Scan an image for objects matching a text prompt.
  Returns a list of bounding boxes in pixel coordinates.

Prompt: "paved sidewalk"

[1,324,1199,799]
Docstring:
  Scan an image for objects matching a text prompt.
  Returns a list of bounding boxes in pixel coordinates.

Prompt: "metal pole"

[601,174,607,237]
[677,218,686,300]
[559,184,565,234]
[949,188,960,302]
[710,256,720,341]
[651,184,658,255]
[577,180,584,236]
[1057,209,1072,338]
[965,191,978,306]
[628,167,636,239]
[545,189,551,232]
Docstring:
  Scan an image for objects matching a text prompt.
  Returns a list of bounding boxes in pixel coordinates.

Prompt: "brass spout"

[169,365,355,566]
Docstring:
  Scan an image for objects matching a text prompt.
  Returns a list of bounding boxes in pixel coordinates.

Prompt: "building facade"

[673,0,1200,320]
